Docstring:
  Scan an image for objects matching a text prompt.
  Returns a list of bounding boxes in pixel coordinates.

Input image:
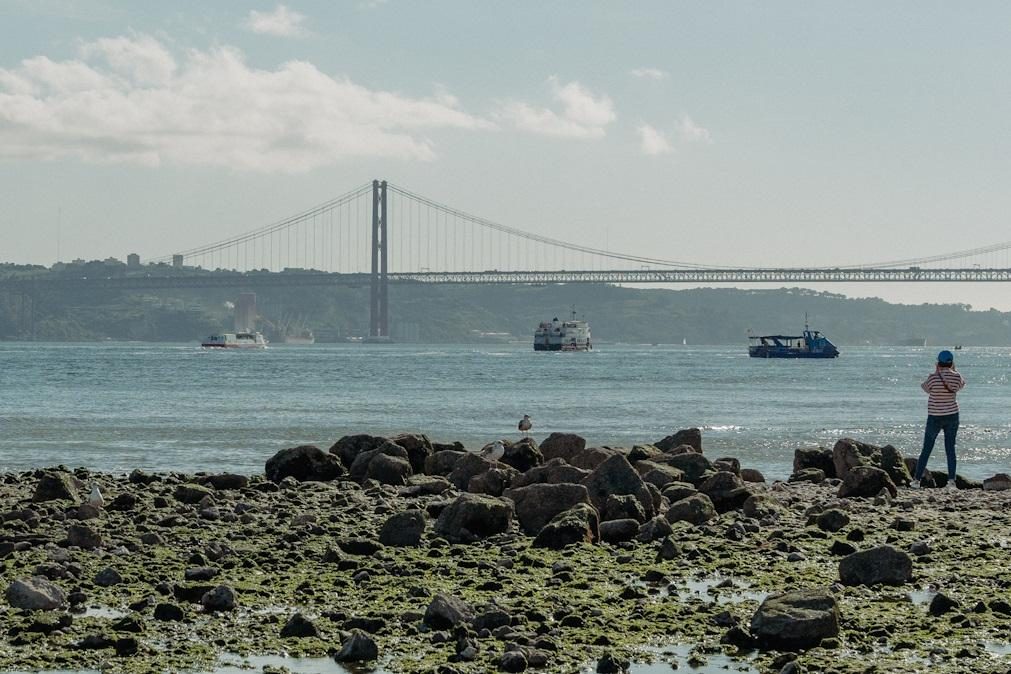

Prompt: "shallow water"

[1,342,1009,480]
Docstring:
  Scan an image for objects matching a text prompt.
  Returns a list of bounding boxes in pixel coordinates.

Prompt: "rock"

[832,438,877,479]
[661,482,698,503]
[128,469,159,485]
[839,545,913,586]
[879,445,912,486]
[983,473,1011,491]
[379,510,426,547]
[32,471,80,502]
[568,447,621,470]
[107,493,138,512]
[511,458,590,488]
[448,453,498,490]
[337,538,383,556]
[390,432,434,474]
[740,468,766,483]
[750,588,839,649]
[636,516,673,542]
[742,493,779,519]
[404,475,452,495]
[329,434,388,469]
[75,503,101,520]
[200,473,249,490]
[280,612,320,638]
[602,493,647,523]
[538,433,586,462]
[153,603,185,621]
[656,428,702,453]
[599,518,639,543]
[628,445,662,462]
[793,447,835,478]
[789,468,825,484]
[184,567,219,581]
[265,445,345,482]
[434,494,513,543]
[174,483,214,504]
[637,463,685,490]
[425,450,466,476]
[424,593,474,629]
[200,585,237,612]
[532,503,599,549]
[504,483,592,535]
[468,467,518,497]
[928,593,959,616]
[334,629,379,662]
[838,466,897,498]
[580,454,654,520]
[5,577,66,611]
[366,452,413,486]
[596,652,631,674]
[94,567,123,587]
[816,509,850,533]
[713,457,741,475]
[66,524,102,550]
[665,493,717,526]
[349,441,411,483]
[659,452,713,484]
[499,649,528,672]
[829,540,857,556]
[501,437,543,473]
[698,471,750,513]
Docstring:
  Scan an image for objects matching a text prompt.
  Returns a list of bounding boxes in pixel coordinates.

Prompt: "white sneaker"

[944,480,958,491]
[909,481,921,490]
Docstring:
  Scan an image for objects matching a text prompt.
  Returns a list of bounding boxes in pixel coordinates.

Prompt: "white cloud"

[679,115,712,143]
[243,5,307,37]
[498,77,615,139]
[637,124,672,156]
[0,35,493,172]
[630,67,667,80]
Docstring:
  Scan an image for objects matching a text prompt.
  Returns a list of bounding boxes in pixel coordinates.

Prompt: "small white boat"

[201,332,268,349]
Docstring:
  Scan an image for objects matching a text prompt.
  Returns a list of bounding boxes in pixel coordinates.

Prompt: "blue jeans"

[915,413,959,481]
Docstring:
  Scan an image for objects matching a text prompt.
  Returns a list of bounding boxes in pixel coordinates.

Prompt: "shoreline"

[3,432,1011,674]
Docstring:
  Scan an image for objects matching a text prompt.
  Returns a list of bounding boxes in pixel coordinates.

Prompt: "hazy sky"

[2,2,1011,308]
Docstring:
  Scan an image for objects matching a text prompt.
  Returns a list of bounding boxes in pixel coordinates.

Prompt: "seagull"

[87,483,105,508]
[518,415,532,436]
[479,440,506,462]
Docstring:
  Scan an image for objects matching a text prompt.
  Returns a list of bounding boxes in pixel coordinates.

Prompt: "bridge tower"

[368,179,390,340]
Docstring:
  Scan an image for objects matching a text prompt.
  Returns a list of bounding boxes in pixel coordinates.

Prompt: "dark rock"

[379,510,426,547]
[929,593,959,616]
[425,450,467,476]
[468,466,517,496]
[532,503,599,549]
[128,469,159,485]
[839,545,913,586]
[434,494,513,543]
[596,652,631,674]
[404,475,452,495]
[424,593,474,629]
[173,483,214,504]
[265,445,344,482]
[329,434,388,469]
[750,588,840,649]
[659,452,713,484]
[601,493,647,523]
[473,609,511,631]
[200,584,237,612]
[879,445,912,486]
[349,441,411,483]
[281,612,320,638]
[184,567,219,581]
[816,509,850,533]
[538,433,586,462]
[638,463,686,490]
[829,540,857,556]
[698,471,750,513]
[5,576,66,610]
[200,473,249,490]
[499,650,528,672]
[510,458,590,488]
[793,447,835,478]
[656,428,702,453]
[334,629,379,662]
[742,493,778,519]
[337,538,383,556]
[636,516,673,542]
[568,446,621,470]
[153,603,185,621]
[832,438,877,479]
[390,432,434,474]
[32,471,80,502]
[66,524,102,550]
[75,503,101,520]
[366,452,413,486]
[740,468,766,483]
[598,518,639,544]
[107,493,139,512]
[114,636,139,656]
[111,616,144,633]
[448,453,498,490]
[94,567,123,587]
[983,473,1011,491]
[580,454,654,520]
[660,481,697,503]
[504,483,591,535]
[665,493,717,526]
[501,437,543,473]
[713,457,741,475]
[838,466,897,498]
[789,468,825,484]
[628,445,662,462]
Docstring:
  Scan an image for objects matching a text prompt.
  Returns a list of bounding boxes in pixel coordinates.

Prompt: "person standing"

[913,350,966,489]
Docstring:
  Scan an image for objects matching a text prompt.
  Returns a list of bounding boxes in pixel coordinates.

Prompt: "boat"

[284,329,315,345]
[748,321,838,359]
[534,309,592,351]
[896,337,926,347]
[201,332,268,349]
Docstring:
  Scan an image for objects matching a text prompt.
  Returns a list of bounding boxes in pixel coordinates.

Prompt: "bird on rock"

[518,415,532,435]
[480,440,506,462]
[87,483,105,508]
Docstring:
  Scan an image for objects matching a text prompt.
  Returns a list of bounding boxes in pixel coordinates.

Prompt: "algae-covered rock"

[750,588,839,649]
[265,445,344,482]
[423,592,473,629]
[32,471,80,503]
[434,493,513,543]
[665,493,717,526]
[839,545,912,586]
[532,503,599,549]
[504,483,591,535]
[5,577,66,611]
[580,454,654,520]
[838,466,897,498]
[379,510,426,547]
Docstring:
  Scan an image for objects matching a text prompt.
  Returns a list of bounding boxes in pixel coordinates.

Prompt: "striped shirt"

[921,368,966,416]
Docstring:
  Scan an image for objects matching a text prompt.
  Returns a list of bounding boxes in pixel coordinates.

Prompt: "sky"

[2,1,1011,309]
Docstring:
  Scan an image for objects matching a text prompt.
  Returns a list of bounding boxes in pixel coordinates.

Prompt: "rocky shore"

[2,431,1011,674]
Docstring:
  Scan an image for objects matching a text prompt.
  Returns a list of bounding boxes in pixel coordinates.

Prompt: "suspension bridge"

[4,179,1011,339]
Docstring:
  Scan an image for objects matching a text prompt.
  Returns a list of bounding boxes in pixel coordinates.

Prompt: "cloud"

[630,67,667,80]
[0,35,493,172]
[243,5,307,37]
[679,115,712,143]
[498,77,615,139]
[637,124,672,155]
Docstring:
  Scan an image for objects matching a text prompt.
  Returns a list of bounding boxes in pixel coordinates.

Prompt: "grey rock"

[265,445,345,482]
[510,458,590,488]
[601,493,647,523]
[793,447,835,478]
[636,516,673,542]
[665,493,717,526]
[5,577,67,611]
[538,433,586,463]
[580,454,654,521]
[839,545,913,586]
[751,588,839,649]
[379,510,426,547]
[32,471,80,503]
[434,494,513,543]
[816,509,850,533]
[94,567,123,587]
[789,468,826,484]
[698,471,750,513]
[66,524,102,550]
[656,428,702,453]
[334,629,379,662]
[280,611,320,638]
[599,518,639,544]
[200,584,237,612]
[424,592,474,629]
[328,434,388,469]
[448,453,497,490]
[366,452,413,486]
[424,450,466,476]
[389,432,434,474]
[504,483,591,535]
[349,441,410,483]
[501,437,543,473]
[174,483,214,504]
[838,466,897,499]
[532,503,599,549]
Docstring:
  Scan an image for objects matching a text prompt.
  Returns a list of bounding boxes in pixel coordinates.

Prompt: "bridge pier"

[368,179,390,341]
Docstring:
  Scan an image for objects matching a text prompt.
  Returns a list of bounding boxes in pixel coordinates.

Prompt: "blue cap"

[937,350,954,365]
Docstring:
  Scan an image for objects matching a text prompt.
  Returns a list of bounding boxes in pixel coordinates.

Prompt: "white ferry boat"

[534,310,592,351]
[201,332,268,349]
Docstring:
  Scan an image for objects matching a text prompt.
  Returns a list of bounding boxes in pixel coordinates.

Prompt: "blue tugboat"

[748,319,839,359]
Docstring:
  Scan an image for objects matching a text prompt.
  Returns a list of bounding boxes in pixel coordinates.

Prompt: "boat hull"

[748,347,838,359]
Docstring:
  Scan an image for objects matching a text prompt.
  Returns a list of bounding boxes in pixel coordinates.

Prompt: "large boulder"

[839,545,913,586]
[328,434,388,469]
[424,593,474,629]
[200,585,237,612]
[199,473,249,491]
[448,453,498,490]
[879,445,912,486]
[984,473,1011,491]
[434,494,513,543]
[580,454,654,520]
[538,433,586,462]
[636,462,685,490]
[656,428,702,453]
[661,482,698,503]
[66,524,102,550]
[698,471,751,513]
[837,466,897,499]
[468,465,519,496]
[366,453,413,486]
[832,438,880,480]
[599,519,639,544]
[657,452,713,485]
[601,493,647,523]
[378,510,426,547]
[265,445,344,483]
[569,447,622,470]
[389,433,434,474]
[532,503,599,549]
[334,629,379,662]
[511,458,590,488]
[425,450,466,476]
[174,483,214,504]
[504,483,592,535]
[793,447,835,478]
[349,441,411,483]
[5,577,66,611]
[750,589,840,649]
[501,438,543,473]
[32,471,80,503]
[665,493,717,526]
